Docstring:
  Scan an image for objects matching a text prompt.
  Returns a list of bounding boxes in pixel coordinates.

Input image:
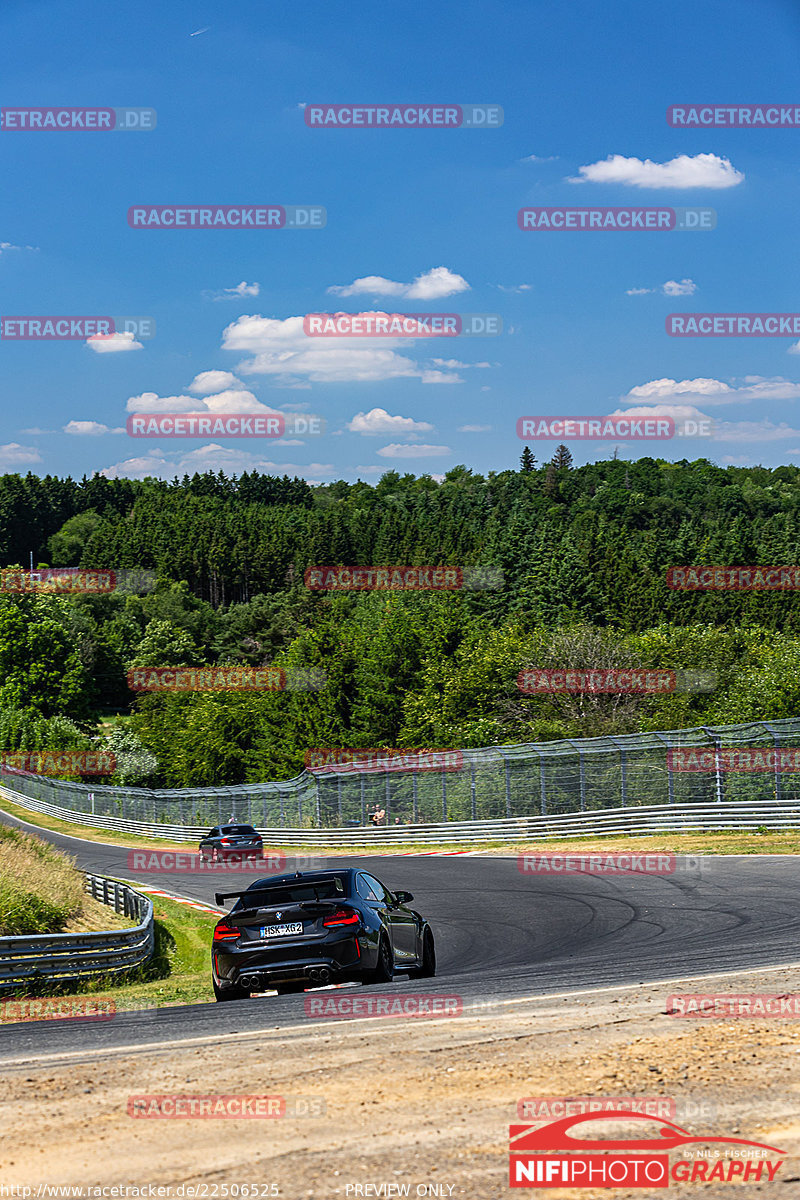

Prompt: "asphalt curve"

[2,808,800,1061]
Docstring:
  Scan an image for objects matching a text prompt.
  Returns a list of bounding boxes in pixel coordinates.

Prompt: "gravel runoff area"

[2,964,800,1198]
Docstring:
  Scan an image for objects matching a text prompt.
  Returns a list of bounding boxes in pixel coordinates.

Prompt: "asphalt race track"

[2,807,800,1062]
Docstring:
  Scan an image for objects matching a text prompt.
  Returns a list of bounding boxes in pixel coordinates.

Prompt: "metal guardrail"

[2,782,799,845]
[3,716,800,843]
[4,716,800,833]
[0,874,154,990]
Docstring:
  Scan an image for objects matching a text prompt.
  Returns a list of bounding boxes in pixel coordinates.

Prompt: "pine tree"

[551,444,573,470]
[519,446,536,473]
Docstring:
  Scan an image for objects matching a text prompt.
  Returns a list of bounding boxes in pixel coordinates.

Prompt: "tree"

[551,444,573,470]
[519,447,536,473]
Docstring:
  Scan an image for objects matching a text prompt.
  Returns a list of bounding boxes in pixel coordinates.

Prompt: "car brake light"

[213,919,240,940]
[220,838,231,844]
[322,907,360,927]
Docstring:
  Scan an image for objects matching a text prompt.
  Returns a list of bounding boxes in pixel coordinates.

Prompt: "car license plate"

[261,922,303,938]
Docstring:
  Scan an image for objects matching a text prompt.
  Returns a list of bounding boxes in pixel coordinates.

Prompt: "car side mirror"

[394,890,413,903]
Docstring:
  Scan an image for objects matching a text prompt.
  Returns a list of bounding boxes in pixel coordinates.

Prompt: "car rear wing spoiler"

[215,876,344,907]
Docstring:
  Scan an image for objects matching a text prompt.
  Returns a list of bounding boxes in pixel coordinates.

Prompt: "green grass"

[0,824,85,934]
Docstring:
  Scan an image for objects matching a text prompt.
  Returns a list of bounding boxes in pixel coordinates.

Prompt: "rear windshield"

[235,877,345,907]
[221,825,257,835]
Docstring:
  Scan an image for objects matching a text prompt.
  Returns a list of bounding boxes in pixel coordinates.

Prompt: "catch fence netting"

[2,717,800,830]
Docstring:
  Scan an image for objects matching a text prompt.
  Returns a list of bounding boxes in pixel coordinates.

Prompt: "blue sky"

[2,0,800,482]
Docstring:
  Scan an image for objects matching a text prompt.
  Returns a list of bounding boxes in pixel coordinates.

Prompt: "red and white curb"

[122,881,224,915]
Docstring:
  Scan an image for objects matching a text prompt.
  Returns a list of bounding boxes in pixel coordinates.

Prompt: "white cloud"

[662,278,697,296]
[209,281,260,301]
[626,287,654,295]
[0,442,42,466]
[86,331,143,353]
[623,376,800,406]
[347,408,434,436]
[458,424,492,433]
[713,420,800,443]
[520,154,558,163]
[376,443,451,458]
[63,421,118,436]
[222,314,462,385]
[0,242,38,255]
[429,358,491,369]
[495,283,532,293]
[788,342,800,355]
[328,266,469,300]
[101,444,336,480]
[420,369,463,384]
[188,370,246,395]
[126,388,277,415]
[569,153,744,189]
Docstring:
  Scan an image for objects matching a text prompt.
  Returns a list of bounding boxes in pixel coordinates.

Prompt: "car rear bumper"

[213,932,364,989]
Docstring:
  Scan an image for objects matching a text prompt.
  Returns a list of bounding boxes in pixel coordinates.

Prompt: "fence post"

[360,774,366,825]
[412,772,419,823]
[579,750,586,811]
[385,772,391,824]
[539,752,547,816]
[337,777,343,825]
[442,769,447,821]
[470,759,477,821]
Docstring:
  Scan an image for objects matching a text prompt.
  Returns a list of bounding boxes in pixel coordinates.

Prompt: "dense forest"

[3,450,800,787]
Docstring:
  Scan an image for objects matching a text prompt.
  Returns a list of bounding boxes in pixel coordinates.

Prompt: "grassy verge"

[0,824,135,936]
[1,892,217,1012]
[2,793,800,857]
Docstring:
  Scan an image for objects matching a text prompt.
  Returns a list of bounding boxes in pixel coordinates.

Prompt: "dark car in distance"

[199,824,263,862]
[211,867,436,1001]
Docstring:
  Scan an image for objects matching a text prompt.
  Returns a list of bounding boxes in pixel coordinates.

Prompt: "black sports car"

[199,824,263,861]
[211,867,436,1001]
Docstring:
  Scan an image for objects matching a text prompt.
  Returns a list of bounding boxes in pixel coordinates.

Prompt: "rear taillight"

[213,919,240,941]
[220,838,232,844]
[322,907,360,927]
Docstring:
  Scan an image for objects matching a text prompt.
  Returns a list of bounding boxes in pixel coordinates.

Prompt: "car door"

[366,873,418,963]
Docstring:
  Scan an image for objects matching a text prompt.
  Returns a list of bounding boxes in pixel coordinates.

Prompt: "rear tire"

[213,979,250,1002]
[364,934,394,984]
[409,928,436,978]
